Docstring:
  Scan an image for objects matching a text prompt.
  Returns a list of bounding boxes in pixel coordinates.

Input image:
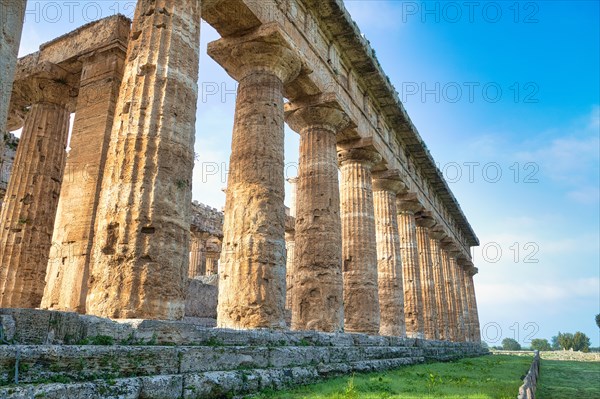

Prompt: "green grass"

[537,359,600,398]
[255,355,532,399]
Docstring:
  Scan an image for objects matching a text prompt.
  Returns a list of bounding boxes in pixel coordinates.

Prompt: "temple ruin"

[0,0,485,396]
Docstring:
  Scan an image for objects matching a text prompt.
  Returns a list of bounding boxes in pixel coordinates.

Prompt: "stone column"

[212,35,301,329]
[416,217,439,340]
[339,148,381,335]
[42,44,128,313]
[86,0,202,320]
[373,176,405,337]
[0,70,74,308]
[0,0,26,143]
[458,263,472,341]
[430,231,450,341]
[285,229,295,310]
[285,177,297,311]
[465,270,481,342]
[286,105,347,333]
[205,253,219,275]
[440,246,458,341]
[449,254,466,341]
[189,232,205,277]
[397,199,425,339]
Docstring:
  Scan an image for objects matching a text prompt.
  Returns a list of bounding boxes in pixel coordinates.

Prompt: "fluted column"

[416,217,439,340]
[465,270,481,342]
[285,230,296,310]
[0,72,74,308]
[430,231,450,341]
[373,176,405,337]
[440,246,458,341]
[211,34,301,329]
[189,232,205,277]
[458,263,472,341]
[0,0,26,142]
[42,44,128,313]
[205,252,219,275]
[397,199,424,339]
[285,177,297,312]
[338,148,381,334]
[285,104,348,332]
[87,0,202,320]
[449,254,466,341]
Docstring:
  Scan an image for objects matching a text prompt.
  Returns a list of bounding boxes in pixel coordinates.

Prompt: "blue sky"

[16,1,599,346]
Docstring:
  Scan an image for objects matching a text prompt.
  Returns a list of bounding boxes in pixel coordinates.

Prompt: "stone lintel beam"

[285,102,349,333]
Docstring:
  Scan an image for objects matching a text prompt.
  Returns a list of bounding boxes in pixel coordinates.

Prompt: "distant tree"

[572,332,591,352]
[550,335,560,350]
[531,338,552,351]
[502,338,522,351]
[557,332,574,350]
[596,314,600,329]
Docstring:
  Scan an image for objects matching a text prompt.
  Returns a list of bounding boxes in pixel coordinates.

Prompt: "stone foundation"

[0,309,487,399]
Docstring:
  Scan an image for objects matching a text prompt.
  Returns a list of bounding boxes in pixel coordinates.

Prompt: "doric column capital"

[208,25,302,83]
[16,62,78,107]
[416,216,437,229]
[396,197,423,215]
[285,103,350,135]
[372,170,407,194]
[337,148,382,168]
[429,226,446,241]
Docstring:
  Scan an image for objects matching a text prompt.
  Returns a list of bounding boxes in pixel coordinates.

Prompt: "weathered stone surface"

[42,42,128,314]
[338,148,382,335]
[0,132,18,203]
[372,175,406,337]
[210,27,302,330]
[0,67,76,308]
[87,0,202,320]
[440,246,458,341]
[0,0,26,143]
[204,236,221,276]
[185,278,218,319]
[465,270,482,342]
[457,265,471,341]
[285,103,347,333]
[430,233,450,341]
[189,231,206,277]
[449,254,466,341]
[397,199,425,339]
[416,219,439,340]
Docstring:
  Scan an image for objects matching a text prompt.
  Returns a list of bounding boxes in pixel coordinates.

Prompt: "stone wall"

[517,350,540,399]
[0,308,487,399]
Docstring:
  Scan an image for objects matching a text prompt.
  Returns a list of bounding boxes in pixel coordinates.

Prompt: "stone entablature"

[190,201,224,237]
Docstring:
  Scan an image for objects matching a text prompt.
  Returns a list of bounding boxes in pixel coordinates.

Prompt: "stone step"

[0,357,424,399]
[0,344,424,385]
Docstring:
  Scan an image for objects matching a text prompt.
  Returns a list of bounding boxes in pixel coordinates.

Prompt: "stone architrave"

[339,148,382,335]
[286,103,348,332]
[208,28,302,329]
[372,175,406,337]
[0,64,75,308]
[397,198,425,339]
[86,0,202,320]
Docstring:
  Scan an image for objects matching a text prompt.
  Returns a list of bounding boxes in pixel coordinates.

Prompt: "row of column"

[0,0,481,342]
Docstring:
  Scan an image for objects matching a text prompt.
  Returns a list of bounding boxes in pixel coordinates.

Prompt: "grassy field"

[537,359,600,399]
[255,355,532,399]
